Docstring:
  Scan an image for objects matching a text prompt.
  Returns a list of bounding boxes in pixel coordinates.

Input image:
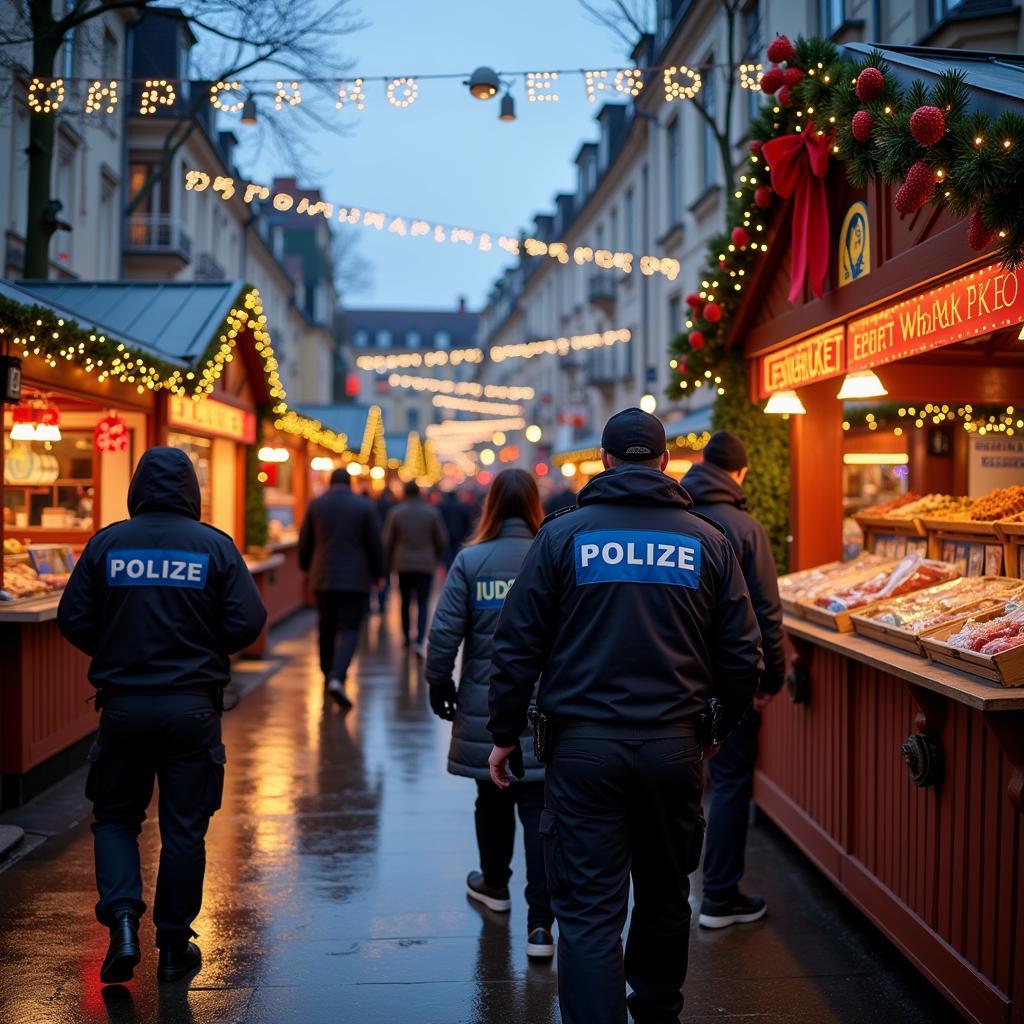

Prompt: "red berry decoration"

[967,210,995,252]
[703,302,722,323]
[855,66,884,102]
[783,67,804,87]
[754,186,773,208]
[777,85,793,108]
[688,331,705,350]
[749,139,763,155]
[731,227,751,248]
[851,110,873,143]
[766,35,795,64]
[909,105,945,146]
[685,292,703,308]
[760,68,785,96]
[894,161,935,215]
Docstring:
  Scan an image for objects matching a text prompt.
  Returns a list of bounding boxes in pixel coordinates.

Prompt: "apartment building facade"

[0,5,337,406]
[477,0,1022,467]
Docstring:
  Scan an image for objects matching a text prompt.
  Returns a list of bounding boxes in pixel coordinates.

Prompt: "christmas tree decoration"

[766,35,796,64]
[783,67,804,87]
[703,302,722,323]
[731,226,751,248]
[967,209,996,252]
[909,105,946,146]
[894,161,935,214]
[685,292,703,308]
[855,66,884,102]
[760,68,785,96]
[754,186,774,208]
[688,331,705,349]
[852,110,873,142]
[94,413,129,453]
[749,139,764,155]
[777,85,793,107]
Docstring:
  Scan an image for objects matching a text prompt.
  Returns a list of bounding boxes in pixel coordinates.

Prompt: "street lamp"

[241,95,257,125]
[467,67,500,100]
[499,92,516,122]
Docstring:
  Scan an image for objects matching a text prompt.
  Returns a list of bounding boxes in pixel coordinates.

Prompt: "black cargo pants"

[541,723,705,1024]
[86,690,225,950]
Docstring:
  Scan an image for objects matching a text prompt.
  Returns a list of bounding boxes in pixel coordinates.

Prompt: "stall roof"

[297,403,374,440]
[4,280,248,364]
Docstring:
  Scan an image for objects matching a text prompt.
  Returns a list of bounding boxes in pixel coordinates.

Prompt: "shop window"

[819,0,844,36]
[167,432,212,521]
[352,328,369,347]
[376,328,393,347]
[3,431,95,531]
[667,117,682,224]
[434,330,452,349]
[406,329,422,348]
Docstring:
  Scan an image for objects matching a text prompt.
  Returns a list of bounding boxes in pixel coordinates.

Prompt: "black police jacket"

[298,483,385,593]
[57,446,267,690]
[487,465,763,747]
[682,461,786,694]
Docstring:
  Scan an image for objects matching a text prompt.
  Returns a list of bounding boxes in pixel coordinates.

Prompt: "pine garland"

[667,37,1024,394]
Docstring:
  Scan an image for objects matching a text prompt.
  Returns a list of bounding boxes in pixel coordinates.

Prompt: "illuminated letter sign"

[168,395,256,443]
[758,326,845,397]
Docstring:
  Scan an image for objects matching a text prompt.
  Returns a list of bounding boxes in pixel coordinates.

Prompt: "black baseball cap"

[601,408,667,462]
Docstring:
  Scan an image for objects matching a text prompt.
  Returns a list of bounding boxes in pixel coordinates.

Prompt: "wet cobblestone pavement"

[0,605,962,1023]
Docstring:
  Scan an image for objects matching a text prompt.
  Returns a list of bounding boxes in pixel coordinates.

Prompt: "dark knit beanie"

[702,430,748,471]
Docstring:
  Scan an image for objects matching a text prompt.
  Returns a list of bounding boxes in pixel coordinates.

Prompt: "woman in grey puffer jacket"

[425,469,554,958]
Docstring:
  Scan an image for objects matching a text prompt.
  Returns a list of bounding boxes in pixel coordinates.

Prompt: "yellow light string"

[432,395,523,416]
[385,374,533,399]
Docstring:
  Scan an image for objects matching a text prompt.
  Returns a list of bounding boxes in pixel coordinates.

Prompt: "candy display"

[778,553,889,607]
[859,493,921,517]
[947,604,1024,653]
[814,556,958,613]
[1,561,51,600]
[857,577,1020,634]
[883,494,971,520]
[929,486,1024,522]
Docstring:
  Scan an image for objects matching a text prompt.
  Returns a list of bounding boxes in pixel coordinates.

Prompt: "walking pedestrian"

[298,467,385,708]
[425,469,554,959]
[374,485,398,612]
[437,488,474,570]
[682,430,786,928]
[383,480,448,655]
[487,408,763,1024]
[543,481,576,516]
[56,447,266,986]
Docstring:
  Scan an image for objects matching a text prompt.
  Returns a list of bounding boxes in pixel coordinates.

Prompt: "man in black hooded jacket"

[682,430,786,930]
[58,446,266,986]
[487,409,762,1024]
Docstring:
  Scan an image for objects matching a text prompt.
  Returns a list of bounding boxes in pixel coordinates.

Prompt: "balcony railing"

[125,214,191,261]
[195,252,226,281]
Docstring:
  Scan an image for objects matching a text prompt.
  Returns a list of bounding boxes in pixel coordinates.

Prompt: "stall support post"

[789,377,844,570]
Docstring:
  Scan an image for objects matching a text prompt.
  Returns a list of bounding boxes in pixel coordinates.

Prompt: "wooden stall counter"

[0,597,94,808]
[241,542,309,655]
[755,614,1024,1024]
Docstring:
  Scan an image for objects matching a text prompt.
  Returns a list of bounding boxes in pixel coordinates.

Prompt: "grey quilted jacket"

[425,518,543,782]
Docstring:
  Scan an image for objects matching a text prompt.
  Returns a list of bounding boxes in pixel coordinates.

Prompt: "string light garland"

[356,347,484,371]
[85,80,117,114]
[27,77,64,112]
[489,328,631,363]
[432,395,523,415]
[663,66,702,101]
[667,35,1024,397]
[139,79,175,115]
[385,77,418,108]
[843,402,1024,436]
[184,170,682,281]
[385,374,534,399]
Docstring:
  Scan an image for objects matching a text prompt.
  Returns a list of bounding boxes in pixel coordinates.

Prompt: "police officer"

[487,409,763,1024]
[57,447,266,985]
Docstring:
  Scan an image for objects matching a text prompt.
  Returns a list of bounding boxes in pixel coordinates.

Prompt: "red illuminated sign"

[168,395,256,443]
[847,263,1024,372]
[758,326,845,397]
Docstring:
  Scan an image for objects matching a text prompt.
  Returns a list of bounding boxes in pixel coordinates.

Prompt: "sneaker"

[326,678,353,709]
[698,891,767,929]
[466,870,511,912]
[526,927,555,959]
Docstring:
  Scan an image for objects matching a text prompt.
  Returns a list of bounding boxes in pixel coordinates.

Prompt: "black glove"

[429,681,457,721]
[508,742,525,780]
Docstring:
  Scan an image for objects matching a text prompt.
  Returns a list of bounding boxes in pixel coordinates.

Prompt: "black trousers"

[87,691,225,950]
[316,590,369,681]
[703,707,761,898]
[397,571,432,642]
[543,728,705,1024]
[474,780,553,931]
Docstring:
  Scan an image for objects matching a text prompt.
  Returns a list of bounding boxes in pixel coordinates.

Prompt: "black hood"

[578,465,693,509]
[682,461,748,510]
[127,446,202,519]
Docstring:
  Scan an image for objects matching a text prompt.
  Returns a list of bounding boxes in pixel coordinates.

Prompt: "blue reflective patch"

[574,530,701,588]
[473,575,516,609]
[106,549,210,589]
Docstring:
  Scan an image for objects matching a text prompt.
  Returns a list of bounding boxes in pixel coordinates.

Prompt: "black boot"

[157,941,202,983]
[100,908,141,984]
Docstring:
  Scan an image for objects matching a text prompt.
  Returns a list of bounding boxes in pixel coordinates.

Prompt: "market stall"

[666,43,1024,1024]
[0,280,342,805]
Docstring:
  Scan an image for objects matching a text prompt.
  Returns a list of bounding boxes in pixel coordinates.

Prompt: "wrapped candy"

[816,555,957,613]
[947,605,1024,652]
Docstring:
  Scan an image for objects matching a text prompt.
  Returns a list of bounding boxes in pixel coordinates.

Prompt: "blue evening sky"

[240,0,629,311]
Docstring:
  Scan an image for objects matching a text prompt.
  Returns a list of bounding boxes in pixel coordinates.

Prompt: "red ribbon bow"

[762,122,832,302]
